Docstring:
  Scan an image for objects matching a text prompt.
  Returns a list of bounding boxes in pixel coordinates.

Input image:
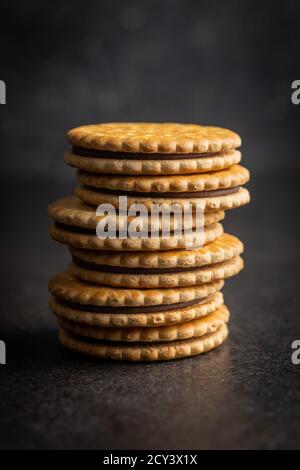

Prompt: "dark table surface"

[0,172,300,450]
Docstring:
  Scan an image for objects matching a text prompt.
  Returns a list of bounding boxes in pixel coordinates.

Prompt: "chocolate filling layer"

[73,146,222,160]
[83,185,239,199]
[55,297,205,314]
[72,256,217,274]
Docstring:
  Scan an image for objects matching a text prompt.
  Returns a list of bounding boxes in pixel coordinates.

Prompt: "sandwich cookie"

[49,221,224,251]
[48,195,225,231]
[50,291,224,328]
[70,233,243,270]
[58,323,229,361]
[69,256,243,288]
[69,233,244,287]
[65,122,241,175]
[57,304,229,342]
[76,165,249,193]
[75,165,250,210]
[49,271,224,308]
[69,256,244,289]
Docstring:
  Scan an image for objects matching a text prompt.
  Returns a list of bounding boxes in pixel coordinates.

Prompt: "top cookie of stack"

[65,122,243,175]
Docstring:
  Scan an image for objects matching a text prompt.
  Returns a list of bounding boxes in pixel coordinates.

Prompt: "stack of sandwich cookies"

[48,123,250,361]
[49,273,227,361]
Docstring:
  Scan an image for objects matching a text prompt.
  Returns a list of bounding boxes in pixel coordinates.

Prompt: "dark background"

[1,0,300,450]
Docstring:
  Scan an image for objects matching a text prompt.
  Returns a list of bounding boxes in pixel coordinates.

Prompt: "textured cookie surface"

[71,233,243,269]
[49,271,224,307]
[59,323,228,361]
[48,195,224,230]
[58,304,229,342]
[50,291,224,327]
[76,185,250,211]
[67,123,241,153]
[64,149,241,176]
[77,165,249,193]
[50,221,223,251]
[70,255,243,288]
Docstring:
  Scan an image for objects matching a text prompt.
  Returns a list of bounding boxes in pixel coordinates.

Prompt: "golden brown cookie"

[58,323,229,361]
[65,149,241,176]
[67,123,241,153]
[57,304,229,342]
[49,221,223,251]
[65,123,241,175]
[48,195,225,230]
[69,255,243,288]
[50,291,224,327]
[75,185,250,211]
[70,233,243,269]
[48,271,224,307]
[76,165,249,193]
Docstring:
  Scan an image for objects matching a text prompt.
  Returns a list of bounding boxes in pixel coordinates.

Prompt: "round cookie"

[49,221,224,251]
[76,165,249,193]
[66,123,241,176]
[49,271,224,307]
[48,195,225,231]
[50,291,224,328]
[58,323,229,361]
[70,233,243,269]
[75,164,249,210]
[67,123,241,153]
[70,255,243,288]
[65,149,241,176]
[75,185,250,211]
[57,304,229,342]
